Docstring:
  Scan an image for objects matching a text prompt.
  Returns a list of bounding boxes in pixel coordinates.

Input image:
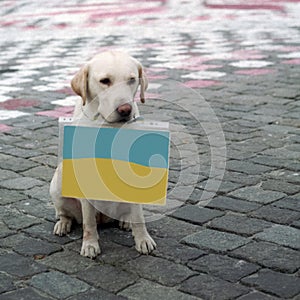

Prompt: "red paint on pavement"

[282,59,300,65]
[235,69,276,75]
[183,80,221,88]
[0,124,12,132]
[0,99,40,110]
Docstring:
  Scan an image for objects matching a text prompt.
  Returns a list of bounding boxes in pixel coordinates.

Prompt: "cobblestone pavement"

[1,0,300,299]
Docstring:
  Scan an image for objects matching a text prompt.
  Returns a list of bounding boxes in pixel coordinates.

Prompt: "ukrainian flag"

[61,125,169,205]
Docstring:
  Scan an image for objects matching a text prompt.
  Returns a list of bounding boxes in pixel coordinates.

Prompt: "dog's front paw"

[53,219,72,236]
[135,234,157,255]
[80,240,101,258]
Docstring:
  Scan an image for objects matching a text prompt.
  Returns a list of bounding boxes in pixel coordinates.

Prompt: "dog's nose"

[117,103,132,118]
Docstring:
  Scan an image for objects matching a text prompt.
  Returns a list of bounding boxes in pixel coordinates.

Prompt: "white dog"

[50,51,156,258]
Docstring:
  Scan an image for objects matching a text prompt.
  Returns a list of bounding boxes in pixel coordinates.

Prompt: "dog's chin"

[103,114,132,123]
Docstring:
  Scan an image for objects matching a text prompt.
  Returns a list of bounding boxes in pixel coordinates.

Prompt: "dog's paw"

[135,234,157,255]
[53,219,72,236]
[119,215,132,231]
[80,240,101,258]
[119,220,131,231]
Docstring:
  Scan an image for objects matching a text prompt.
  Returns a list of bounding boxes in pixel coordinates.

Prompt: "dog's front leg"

[130,205,157,254]
[80,199,101,258]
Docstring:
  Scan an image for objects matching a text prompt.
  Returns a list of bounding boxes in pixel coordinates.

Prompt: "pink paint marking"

[0,124,12,133]
[36,106,74,118]
[56,88,74,95]
[195,15,211,21]
[148,75,169,80]
[183,80,221,88]
[0,99,40,110]
[205,3,283,11]
[281,59,300,65]
[231,50,266,60]
[235,69,276,75]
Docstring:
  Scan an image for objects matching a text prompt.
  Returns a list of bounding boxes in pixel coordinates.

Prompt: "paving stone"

[241,269,300,298]
[273,197,300,211]
[237,292,280,300]
[226,160,274,175]
[30,154,58,168]
[249,205,300,225]
[206,196,262,213]
[231,241,300,273]
[22,185,50,202]
[179,273,249,300]
[188,254,259,283]
[222,171,260,186]
[0,221,15,238]
[152,237,206,264]
[121,255,196,287]
[30,271,90,299]
[94,239,140,265]
[170,204,224,225]
[0,176,45,190]
[0,168,20,181]
[119,279,199,300]
[40,250,95,273]
[148,216,201,241]
[181,229,249,252]
[23,221,75,244]
[76,264,138,293]
[0,233,62,256]
[261,179,300,195]
[0,287,54,300]
[229,186,286,204]
[1,207,41,230]
[254,225,300,249]
[69,289,126,300]
[0,252,47,277]
[208,214,273,236]
[22,165,54,182]
[0,273,15,294]
[0,189,28,205]
[0,154,39,172]
[13,199,55,221]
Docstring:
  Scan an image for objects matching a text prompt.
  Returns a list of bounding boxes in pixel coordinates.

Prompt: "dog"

[50,51,156,258]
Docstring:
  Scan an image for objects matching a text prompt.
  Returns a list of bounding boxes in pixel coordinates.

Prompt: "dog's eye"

[100,78,111,85]
[128,77,136,85]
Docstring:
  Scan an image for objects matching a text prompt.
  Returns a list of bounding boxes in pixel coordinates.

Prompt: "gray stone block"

[237,291,280,300]
[241,269,300,298]
[76,264,138,293]
[208,214,273,236]
[250,205,300,225]
[152,237,206,263]
[181,229,249,252]
[69,289,126,300]
[226,160,274,175]
[229,187,286,204]
[119,279,199,300]
[30,271,90,299]
[206,196,262,213]
[179,273,249,299]
[188,254,259,283]
[0,288,53,300]
[0,233,62,256]
[170,204,224,225]
[273,197,300,211]
[0,273,15,294]
[231,241,300,273]
[0,177,44,190]
[121,255,196,287]
[254,225,300,249]
[0,252,47,277]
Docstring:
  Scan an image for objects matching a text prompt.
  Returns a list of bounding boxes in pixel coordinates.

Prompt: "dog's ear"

[137,63,148,103]
[71,65,89,106]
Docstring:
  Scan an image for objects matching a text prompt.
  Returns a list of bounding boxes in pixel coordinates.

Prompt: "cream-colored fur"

[50,51,156,258]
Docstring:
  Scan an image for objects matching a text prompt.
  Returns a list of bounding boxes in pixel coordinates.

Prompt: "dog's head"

[71,51,148,122]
